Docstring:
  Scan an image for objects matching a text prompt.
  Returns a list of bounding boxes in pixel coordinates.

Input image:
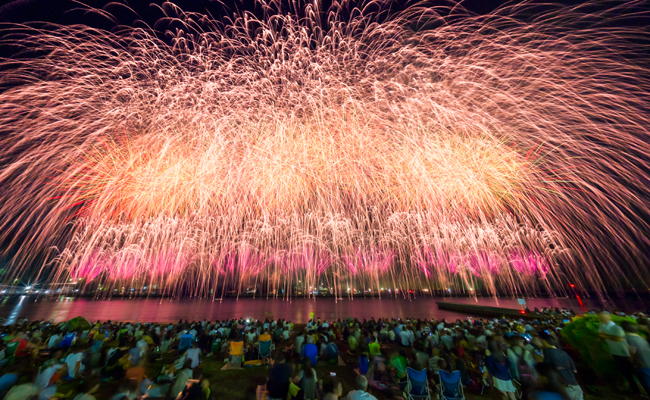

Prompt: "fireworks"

[0,0,649,298]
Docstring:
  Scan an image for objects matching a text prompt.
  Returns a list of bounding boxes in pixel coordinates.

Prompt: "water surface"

[1,294,643,325]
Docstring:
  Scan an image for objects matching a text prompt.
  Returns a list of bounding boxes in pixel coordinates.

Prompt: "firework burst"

[0,0,649,298]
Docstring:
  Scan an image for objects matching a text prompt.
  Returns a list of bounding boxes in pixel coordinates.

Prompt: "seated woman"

[294,357,317,400]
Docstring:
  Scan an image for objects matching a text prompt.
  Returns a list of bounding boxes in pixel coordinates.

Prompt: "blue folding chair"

[405,367,431,400]
[439,370,464,400]
[258,340,272,363]
[58,333,76,350]
[178,334,193,351]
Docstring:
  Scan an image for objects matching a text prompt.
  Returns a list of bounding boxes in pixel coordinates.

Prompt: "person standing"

[540,333,583,400]
[622,321,650,395]
[598,312,641,394]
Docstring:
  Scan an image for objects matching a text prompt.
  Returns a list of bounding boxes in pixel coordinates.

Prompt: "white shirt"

[408,330,415,343]
[441,335,454,350]
[65,352,85,377]
[136,339,148,354]
[36,364,63,389]
[599,321,630,357]
[627,334,650,368]
[399,330,410,346]
[186,348,200,368]
[295,336,305,354]
[48,334,61,349]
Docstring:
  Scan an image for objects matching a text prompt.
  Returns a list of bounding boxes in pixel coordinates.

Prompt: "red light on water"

[520,310,525,314]
[570,284,575,288]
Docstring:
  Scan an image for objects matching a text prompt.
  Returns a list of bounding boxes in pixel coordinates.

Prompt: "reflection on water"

[4,295,27,325]
[0,295,644,324]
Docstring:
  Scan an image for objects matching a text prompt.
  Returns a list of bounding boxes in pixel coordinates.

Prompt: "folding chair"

[58,333,76,350]
[229,341,244,367]
[439,370,465,400]
[178,334,193,351]
[258,340,272,363]
[405,367,431,400]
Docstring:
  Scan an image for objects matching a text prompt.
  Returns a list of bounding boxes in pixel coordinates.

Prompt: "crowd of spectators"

[0,306,648,400]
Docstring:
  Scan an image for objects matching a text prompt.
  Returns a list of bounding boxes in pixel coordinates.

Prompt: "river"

[0,294,644,324]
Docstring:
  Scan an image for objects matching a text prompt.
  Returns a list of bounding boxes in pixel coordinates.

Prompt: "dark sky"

[0,0,617,25]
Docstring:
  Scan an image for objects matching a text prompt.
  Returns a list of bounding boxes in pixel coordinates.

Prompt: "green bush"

[561,314,637,377]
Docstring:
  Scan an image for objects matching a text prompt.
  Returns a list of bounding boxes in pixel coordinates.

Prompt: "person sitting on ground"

[294,331,306,356]
[295,356,318,400]
[160,332,174,354]
[246,328,256,344]
[323,376,343,400]
[414,342,429,370]
[65,343,86,379]
[170,359,194,399]
[185,342,201,368]
[348,333,359,353]
[440,329,454,351]
[325,340,339,364]
[267,352,293,400]
[345,375,378,400]
[302,338,319,366]
[273,325,283,342]
[428,348,444,383]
